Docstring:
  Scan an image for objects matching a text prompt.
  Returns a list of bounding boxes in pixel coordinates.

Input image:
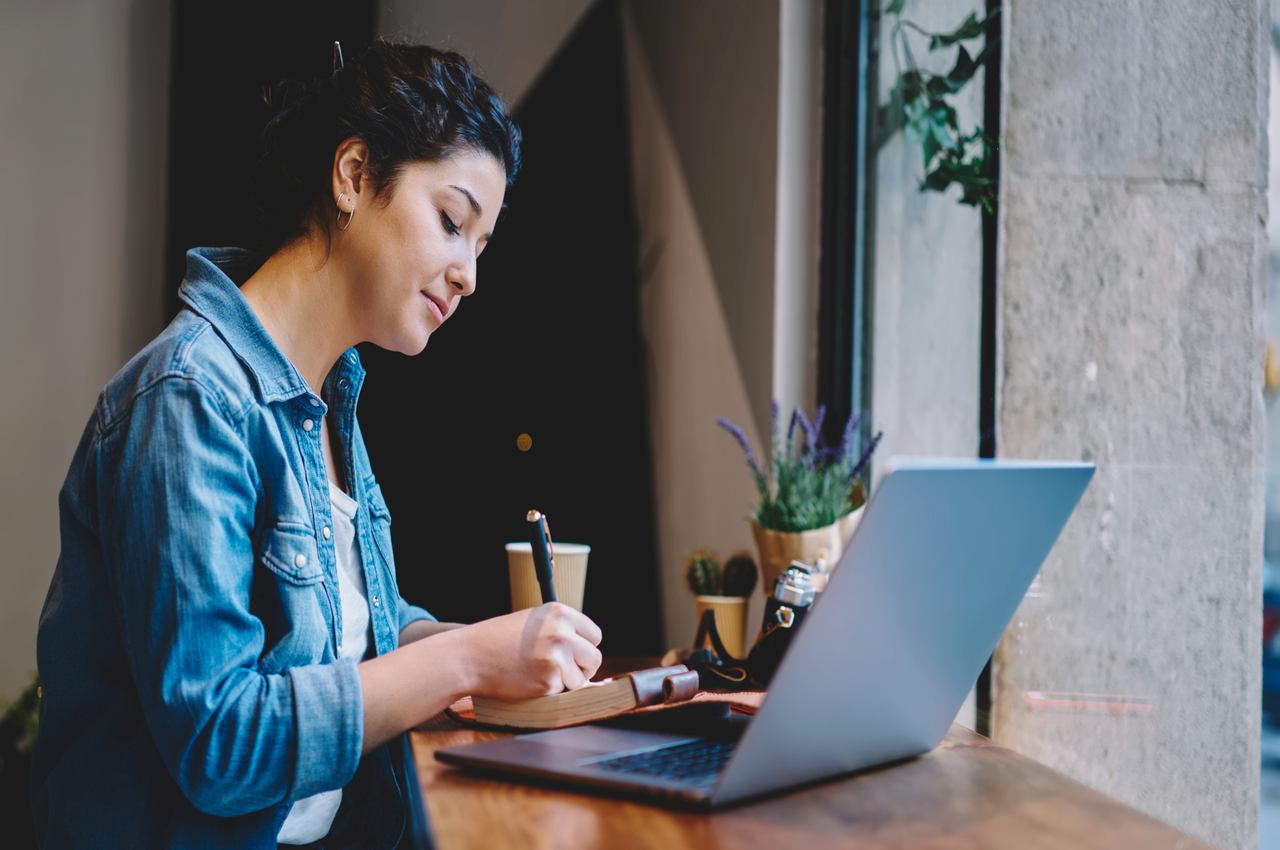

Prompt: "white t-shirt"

[277,481,370,845]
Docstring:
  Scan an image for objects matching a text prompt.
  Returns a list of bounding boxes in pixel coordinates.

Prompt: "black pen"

[525,509,557,603]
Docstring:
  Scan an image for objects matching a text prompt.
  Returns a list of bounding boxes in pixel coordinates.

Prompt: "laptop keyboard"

[588,739,736,786]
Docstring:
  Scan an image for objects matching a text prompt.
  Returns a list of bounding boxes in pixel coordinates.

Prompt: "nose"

[448,252,477,297]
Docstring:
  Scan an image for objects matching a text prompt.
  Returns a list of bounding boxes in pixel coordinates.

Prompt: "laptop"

[436,457,1095,808]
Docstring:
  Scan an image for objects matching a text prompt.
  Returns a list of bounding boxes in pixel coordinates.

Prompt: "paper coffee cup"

[505,542,591,611]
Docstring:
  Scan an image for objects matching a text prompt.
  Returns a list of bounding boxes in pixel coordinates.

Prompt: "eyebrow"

[448,184,492,241]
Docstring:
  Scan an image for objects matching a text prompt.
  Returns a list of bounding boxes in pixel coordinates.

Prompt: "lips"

[422,292,448,323]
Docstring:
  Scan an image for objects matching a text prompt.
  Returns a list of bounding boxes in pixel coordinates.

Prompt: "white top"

[277,481,371,845]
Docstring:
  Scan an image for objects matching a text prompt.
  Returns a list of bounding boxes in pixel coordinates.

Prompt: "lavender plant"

[717,404,883,533]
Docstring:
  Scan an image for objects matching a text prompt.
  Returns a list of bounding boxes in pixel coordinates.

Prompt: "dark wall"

[358,1,663,653]
[166,1,664,653]
[164,1,375,315]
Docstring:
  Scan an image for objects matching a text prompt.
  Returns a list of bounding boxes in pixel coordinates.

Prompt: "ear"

[331,136,370,203]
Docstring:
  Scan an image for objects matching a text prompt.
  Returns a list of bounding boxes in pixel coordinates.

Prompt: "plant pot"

[694,594,749,658]
[750,505,865,597]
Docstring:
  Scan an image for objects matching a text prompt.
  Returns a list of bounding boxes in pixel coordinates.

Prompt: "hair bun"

[251,39,522,255]
[260,75,327,112]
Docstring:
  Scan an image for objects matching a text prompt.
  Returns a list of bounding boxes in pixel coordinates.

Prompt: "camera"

[747,561,818,685]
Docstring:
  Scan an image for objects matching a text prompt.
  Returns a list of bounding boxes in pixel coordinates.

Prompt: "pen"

[526,509,557,603]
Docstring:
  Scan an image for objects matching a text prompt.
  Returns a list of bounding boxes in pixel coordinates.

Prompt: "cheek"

[390,211,450,282]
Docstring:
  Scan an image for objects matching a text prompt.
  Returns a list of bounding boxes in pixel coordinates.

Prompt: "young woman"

[30,41,603,849]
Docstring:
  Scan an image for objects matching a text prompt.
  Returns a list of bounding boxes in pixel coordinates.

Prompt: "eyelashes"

[440,210,461,236]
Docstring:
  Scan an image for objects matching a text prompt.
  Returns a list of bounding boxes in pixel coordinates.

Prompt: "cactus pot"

[749,506,864,598]
[694,594,749,659]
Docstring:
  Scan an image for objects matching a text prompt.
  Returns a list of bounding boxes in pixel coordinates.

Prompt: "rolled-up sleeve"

[96,377,363,817]
[397,597,437,633]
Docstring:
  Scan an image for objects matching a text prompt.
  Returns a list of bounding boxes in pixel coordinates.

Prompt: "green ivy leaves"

[879,3,1001,212]
[927,10,992,49]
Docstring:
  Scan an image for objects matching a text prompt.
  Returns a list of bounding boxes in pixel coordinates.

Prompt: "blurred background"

[1,1,1277,848]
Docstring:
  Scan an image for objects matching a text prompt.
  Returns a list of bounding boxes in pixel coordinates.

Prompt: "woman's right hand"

[457,603,604,699]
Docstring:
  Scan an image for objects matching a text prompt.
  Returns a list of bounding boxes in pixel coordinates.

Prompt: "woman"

[30,41,603,849]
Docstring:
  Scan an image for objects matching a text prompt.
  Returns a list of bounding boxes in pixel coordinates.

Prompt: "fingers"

[505,603,605,696]
[569,634,603,680]
[559,654,589,690]
[554,604,603,646]
[544,605,602,684]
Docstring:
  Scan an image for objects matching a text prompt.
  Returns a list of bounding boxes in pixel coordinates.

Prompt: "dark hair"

[253,40,522,254]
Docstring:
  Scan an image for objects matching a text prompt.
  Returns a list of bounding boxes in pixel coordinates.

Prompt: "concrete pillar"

[994,3,1268,849]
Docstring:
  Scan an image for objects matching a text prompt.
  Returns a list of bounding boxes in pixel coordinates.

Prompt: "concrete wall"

[994,2,1268,848]
[0,0,171,700]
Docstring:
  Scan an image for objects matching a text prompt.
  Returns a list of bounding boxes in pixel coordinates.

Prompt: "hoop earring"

[336,192,356,231]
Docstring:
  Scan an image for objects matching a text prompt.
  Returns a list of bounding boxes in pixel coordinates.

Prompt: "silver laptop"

[436,457,1094,808]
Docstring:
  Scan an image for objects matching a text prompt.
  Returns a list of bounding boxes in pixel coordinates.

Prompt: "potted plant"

[685,549,758,657]
[0,674,39,848]
[717,404,882,596]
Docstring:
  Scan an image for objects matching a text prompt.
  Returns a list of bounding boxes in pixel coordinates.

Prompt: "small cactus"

[685,549,721,596]
[722,551,758,597]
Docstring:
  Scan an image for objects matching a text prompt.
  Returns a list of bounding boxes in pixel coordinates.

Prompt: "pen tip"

[526,509,542,522]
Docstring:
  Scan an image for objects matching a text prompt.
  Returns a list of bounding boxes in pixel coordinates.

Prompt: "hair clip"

[333,40,345,74]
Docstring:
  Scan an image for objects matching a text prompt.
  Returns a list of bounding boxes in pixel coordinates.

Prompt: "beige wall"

[387,0,822,649]
[622,2,766,651]
[627,0,784,446]
[378,0,594,107]
[624,0,827,649]
[773,0,823,421]
[0,0,171,698]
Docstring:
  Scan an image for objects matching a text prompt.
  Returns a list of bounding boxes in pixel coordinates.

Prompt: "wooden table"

[408,669,1211,850]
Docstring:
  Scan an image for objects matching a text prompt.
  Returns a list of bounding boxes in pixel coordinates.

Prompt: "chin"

[407,327,434,355]
[374,326,432,356]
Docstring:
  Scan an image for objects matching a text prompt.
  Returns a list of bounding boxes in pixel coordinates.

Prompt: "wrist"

[399,618,462,646]
[432,624,480,699]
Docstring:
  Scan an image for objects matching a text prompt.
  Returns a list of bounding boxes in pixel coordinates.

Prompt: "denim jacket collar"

[177,246,365,407]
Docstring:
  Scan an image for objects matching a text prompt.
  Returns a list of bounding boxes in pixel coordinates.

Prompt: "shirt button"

[372,594,381,607]
[294,554,307,569]
[302,418,315,432]
[322,526,332,540]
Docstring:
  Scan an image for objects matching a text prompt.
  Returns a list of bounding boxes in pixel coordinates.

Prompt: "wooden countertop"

[408,665,1210,850]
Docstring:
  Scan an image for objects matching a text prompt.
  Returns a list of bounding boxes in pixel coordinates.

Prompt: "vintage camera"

[747,561,818,686]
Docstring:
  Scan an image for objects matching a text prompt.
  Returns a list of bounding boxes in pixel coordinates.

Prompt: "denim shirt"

[31,246,435,849]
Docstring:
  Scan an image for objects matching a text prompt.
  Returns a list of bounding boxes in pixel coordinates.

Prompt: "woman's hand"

[457,603,604,699]
[357,603,603,754]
